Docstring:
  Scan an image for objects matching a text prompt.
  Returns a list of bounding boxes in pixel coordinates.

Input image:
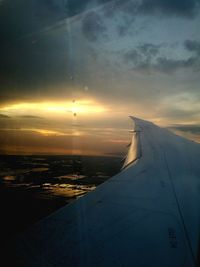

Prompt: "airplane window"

[0,1,200,260]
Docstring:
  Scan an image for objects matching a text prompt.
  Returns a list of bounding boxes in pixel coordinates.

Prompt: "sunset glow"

[0,0,200,156]
[0,100,107,117]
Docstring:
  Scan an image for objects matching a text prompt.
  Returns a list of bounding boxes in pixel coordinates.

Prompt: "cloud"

[0,0,97,44]
[17,115,43,119]
[124,41,200,74]
[81,11,107,41]
[168,123,200,143]
[0,0,199,123]
[34,0,68,20]
[117,25,129,37]
[124,49,142,65]
[0,114,10,118]
[139,0,200,17]
[153,56,197,73]
[169,124,200,134]
[101,0,200,18]
[0,1,112,100]
[138,43,160,56]
[184,39,200,54]
[124,43,160,64]
[154,40,200,73]
[168,124,200,143]
[160,108,199,119]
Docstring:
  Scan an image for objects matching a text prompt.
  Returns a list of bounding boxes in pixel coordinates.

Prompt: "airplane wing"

[7,117,200,267]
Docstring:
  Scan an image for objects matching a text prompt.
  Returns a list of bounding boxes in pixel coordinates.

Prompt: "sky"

[0,0,200,155]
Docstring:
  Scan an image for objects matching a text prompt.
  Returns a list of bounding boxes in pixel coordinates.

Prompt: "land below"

[0,155,122,245]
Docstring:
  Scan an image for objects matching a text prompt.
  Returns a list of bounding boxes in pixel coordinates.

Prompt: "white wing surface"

[8,117,200,267]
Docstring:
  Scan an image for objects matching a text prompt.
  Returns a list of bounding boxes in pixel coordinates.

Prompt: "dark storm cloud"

[154,57,197,73]
[154,40,200,73]
[138,43,161,56]
[0,0,113,103]
[134,56,198,74]
[184,39,200,54]
[102,0,136,17]
[0,0,96,44]
[0,35,71,102]
[124,43,160,63]
[124,41,200,74]
[139,0,200,17]
[117,25,129,37]
[101,0,200,18]
[0,0,200,104]
[116,15,135,37]
[124,49,142,65]
[100,0,200,40]
[0,0,85,102]
[82,11,107,41]
[0,0,114,47]
[0,0,66,45]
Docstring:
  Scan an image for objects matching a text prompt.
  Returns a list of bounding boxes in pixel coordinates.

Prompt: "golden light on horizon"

[0,99,107,117]
[18,128,75,136]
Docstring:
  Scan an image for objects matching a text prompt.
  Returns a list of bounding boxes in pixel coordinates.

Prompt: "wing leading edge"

[7,117,200,267]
